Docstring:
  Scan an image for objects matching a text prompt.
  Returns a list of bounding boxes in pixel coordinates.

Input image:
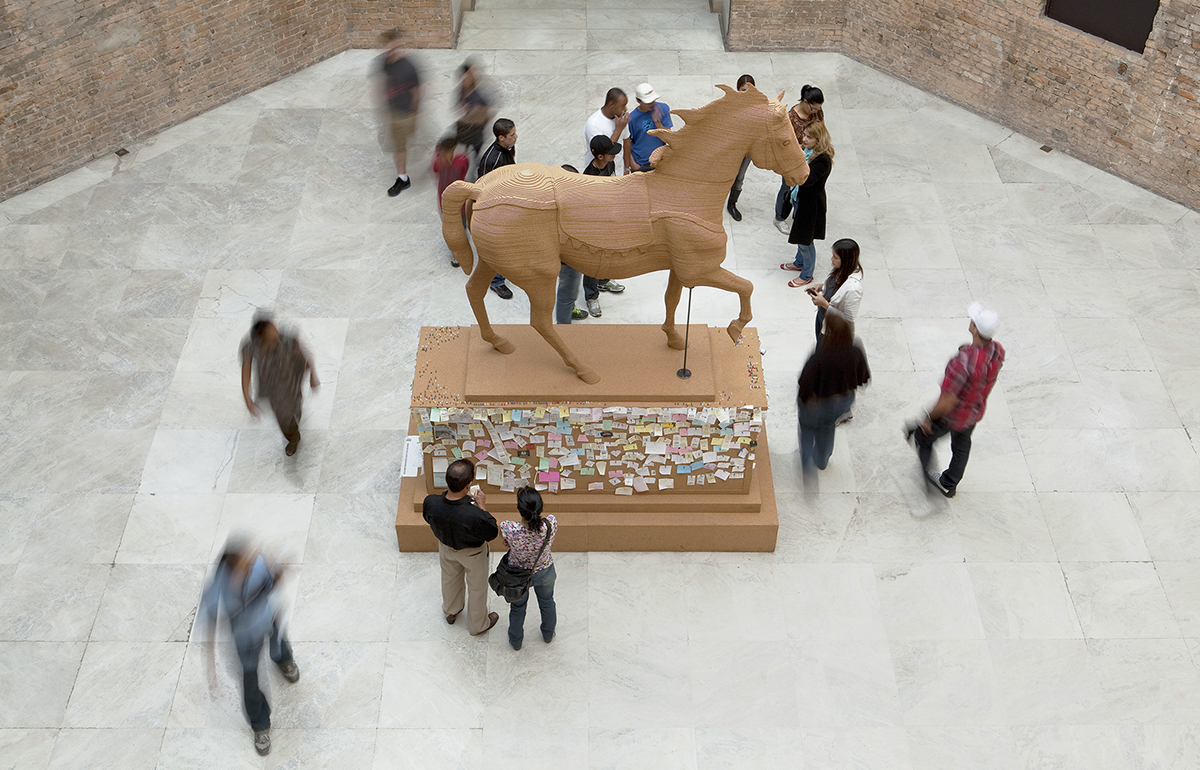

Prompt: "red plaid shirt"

[940,340,1005,431]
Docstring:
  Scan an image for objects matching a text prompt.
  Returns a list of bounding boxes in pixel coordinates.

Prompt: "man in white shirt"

[584,88,631,174]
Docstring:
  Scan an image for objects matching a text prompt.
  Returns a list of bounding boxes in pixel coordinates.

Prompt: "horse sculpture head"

[647,84,809,187]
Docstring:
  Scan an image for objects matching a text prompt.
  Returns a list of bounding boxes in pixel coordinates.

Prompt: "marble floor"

[3,0,1200,767]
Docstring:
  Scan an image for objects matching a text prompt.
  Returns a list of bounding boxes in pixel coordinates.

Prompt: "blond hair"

[803,121,835,160]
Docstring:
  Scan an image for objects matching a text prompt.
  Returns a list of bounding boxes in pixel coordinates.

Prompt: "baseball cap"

[590,135,621,156]
[635,83,659,103]
[967,301,1000,339]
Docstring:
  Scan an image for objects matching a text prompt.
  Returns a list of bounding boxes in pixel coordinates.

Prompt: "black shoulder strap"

[531,521,553,565]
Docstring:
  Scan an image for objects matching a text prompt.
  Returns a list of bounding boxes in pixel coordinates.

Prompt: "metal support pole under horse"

[677,288,693,380]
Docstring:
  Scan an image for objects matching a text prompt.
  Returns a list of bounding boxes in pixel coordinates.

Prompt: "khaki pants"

[438,541,491,634]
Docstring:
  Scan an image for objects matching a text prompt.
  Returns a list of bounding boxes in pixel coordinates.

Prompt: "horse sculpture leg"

[688,266,754,342]
[526,278,599,384]
[660,270,686,350]
[466,259,515,354]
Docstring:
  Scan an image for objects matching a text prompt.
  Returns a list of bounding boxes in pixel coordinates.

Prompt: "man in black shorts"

[380,29,421,197]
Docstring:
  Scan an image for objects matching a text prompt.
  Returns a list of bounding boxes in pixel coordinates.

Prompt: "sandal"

[780,263,802,272]
[788,277,813,288]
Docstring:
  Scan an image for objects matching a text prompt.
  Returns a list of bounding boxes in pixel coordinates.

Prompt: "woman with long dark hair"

[781,121,834,288]
[807,238,864,345]
[499,486,558,650]
[796,313,870,483]
[774,84,825,232]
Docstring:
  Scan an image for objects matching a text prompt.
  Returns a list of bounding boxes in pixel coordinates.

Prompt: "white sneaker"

[774,218,790,235]
[586,298,602,317]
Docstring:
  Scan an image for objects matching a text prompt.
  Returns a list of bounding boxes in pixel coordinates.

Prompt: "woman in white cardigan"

[806,238,863,347]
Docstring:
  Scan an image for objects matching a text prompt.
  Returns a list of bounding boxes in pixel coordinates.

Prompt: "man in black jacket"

[423,459,500,634]
[477,118,518,299]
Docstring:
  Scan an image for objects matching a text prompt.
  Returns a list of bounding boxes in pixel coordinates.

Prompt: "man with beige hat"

[908,301,1005,498]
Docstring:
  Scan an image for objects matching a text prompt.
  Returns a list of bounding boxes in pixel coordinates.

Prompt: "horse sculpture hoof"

[491,337,516,354]
[726,322,746,342]
[576,368,600,384]
[662,326,686,350]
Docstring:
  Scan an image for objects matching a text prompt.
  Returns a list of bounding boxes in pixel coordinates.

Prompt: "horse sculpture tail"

[441,180,481,276]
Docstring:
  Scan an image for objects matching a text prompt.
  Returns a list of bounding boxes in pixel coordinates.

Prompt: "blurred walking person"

[379,29,421,197]
[908,302,1005,498]
[456,60,492,170]
[240,313,319,457]
[201,537,299,756]
[500,487,558,650]
[796,314,870,484]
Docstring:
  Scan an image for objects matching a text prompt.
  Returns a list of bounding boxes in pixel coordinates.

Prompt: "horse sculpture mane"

[440,85,810,384]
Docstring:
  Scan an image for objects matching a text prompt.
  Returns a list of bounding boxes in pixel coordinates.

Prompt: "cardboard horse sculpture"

[440,85,810,383]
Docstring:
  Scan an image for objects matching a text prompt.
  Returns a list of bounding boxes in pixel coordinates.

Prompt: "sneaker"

[926,471,956,498]
[598,279,624,293]
[774,218,790,234]
[277,659,300,683]
[387,177,411,197]
[450,255,460,268]
[490,283,513,300]
[586,298,602,317]
[571,306,588,320]
[835,410,853,425]
[254,729,271,756]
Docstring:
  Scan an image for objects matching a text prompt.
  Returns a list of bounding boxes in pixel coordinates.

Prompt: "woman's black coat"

[788,153,832,246]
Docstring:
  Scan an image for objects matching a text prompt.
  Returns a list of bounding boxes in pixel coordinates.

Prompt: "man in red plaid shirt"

[909,302,1005,497]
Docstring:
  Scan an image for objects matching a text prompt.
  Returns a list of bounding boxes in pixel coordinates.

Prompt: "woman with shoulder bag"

[499,487,558,650]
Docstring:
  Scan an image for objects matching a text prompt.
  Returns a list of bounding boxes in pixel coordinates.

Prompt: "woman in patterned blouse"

[499,487,558,650]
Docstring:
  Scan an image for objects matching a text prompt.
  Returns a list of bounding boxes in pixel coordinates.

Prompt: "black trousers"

[914,419,976,490]
[235,619,293,731]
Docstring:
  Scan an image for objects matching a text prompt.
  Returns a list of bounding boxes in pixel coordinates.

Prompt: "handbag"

[488,523,553,604]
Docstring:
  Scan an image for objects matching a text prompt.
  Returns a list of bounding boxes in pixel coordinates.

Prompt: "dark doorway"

[1046,0,1161,53]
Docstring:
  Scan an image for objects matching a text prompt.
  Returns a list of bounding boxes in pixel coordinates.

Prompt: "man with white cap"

[908,301,1005,498]
[627,82,673,173]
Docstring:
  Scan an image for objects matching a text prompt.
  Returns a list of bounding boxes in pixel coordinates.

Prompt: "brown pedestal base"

[396,428,779,552]
[397,324,778,552]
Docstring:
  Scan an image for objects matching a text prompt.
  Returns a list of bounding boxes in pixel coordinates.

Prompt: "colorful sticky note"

[537,471,560,483]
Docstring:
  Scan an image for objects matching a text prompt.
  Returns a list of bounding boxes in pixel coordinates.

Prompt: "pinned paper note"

[632,476,649,493]
[538,471,560,483]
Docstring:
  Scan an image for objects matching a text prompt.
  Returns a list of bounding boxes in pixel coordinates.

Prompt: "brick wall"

[727,0,1200,211]
[727,0,844,51]
[1,0,453,202]
[347,0,455,49]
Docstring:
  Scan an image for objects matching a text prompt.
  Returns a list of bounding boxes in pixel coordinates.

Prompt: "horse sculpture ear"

[776,89,786,102]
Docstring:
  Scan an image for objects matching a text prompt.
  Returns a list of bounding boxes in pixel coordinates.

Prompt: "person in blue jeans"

[499,487,558,650]
[781,121,834,288]
[200,538,300,756]
[795,313,870,485]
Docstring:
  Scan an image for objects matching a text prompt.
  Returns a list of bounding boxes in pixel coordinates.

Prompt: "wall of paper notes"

[415,404,762,495]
